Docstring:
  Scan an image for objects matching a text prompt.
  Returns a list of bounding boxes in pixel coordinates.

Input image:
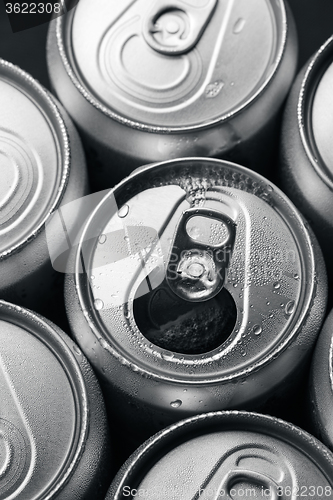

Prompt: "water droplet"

[118,204,129,218]
[273,282,280,289]
[285,300,295,316]
[266,301,270,306]
[183,389,187,393]
[233,17,246,34]
[90,275,95,281]
[205,80,224,98]
[233,283,238,288]
[253,324,262,336]
[73,345,81,355]
[170,399,182,408]
[294,273,299,280]
[267,185,273,192]
[188,225,201,240]
[94,299,104,310]
[161,351,174,361]
[124,236,129,242]
[99,234,107,244]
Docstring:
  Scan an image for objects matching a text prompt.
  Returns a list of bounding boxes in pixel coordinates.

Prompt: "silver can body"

[0,59,88,321]
[64,158,327,463]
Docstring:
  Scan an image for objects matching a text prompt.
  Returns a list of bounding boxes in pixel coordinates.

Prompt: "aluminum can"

[309,308,333,452]
[0,59,88,322]
[64,158,327,463]
[280,36,333,280]
[47,0,297,189]
[106,411,333,499]
[0,299,112,499]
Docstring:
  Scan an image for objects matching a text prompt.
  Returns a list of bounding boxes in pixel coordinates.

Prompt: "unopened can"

[0,59,87,322]
[309,308,333,452]
[65,158,327,463]
[280,35,333,279]
[47,0,297,189]
[107,411,333,500]
[0,300,112,499]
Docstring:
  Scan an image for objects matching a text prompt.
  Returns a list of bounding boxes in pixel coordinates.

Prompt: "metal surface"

[0,58,68,258]
[310,308,333,453]
[65,158,327,458]
[47,0,297,186]
[0,300,111,500]
[66,0,287,128]
[0,59,88,321]
[106,411,333,499]
[280,35,333,279]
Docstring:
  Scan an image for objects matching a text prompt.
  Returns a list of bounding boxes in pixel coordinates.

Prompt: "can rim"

[110,410,333,497]
[0,59,71,260]
[56,0,288,133]
[0,299,89,499]
[73,157,317,385]
[298,35,333,191]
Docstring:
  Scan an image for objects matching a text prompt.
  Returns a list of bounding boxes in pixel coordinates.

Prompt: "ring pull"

[143,0,217,55]
[166,207,236,302]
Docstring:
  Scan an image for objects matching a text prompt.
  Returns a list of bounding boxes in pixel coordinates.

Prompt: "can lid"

[108,411,333,499]
[0,300,88,499]
[0,59,70,258]
[73,158,315,383]
[62,0,287,130]
[299,36,333,188]
[310,39,333,180]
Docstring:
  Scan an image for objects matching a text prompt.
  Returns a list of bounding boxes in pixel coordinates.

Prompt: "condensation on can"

[0,299,112,499]
[280,35,333,280]
[0,59,88,321]
[65,158,327,465]
[47,0,297,188]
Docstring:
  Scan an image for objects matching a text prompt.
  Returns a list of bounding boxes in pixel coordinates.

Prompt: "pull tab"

[143,0,217,55]
[199,470,280,500]
[166,207,236,302]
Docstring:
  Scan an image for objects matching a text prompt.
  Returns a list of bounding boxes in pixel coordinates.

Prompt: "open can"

[64,158,327,463]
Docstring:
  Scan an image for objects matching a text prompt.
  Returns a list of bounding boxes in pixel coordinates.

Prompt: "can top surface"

[0,59,69,258]
[108,412,333,499]
[0,300,88,500]
[299,36,333,189]
[62,0,287,130]
[73,158,316,383]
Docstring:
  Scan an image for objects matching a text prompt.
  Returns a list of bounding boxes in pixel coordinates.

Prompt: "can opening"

[133,271,237,355]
